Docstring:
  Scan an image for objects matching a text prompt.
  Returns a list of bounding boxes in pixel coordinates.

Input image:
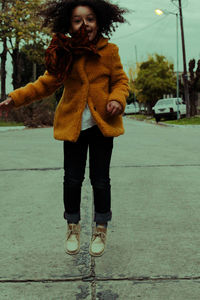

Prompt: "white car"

[124,103,139,115]
[152,98,186,122]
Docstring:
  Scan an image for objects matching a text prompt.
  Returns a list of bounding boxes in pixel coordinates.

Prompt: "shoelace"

[67,225,79,239]
[93,231,106,242]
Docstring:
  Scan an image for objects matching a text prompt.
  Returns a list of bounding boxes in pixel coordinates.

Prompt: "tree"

[0,0,50,90]
[126,91,135,104]
[19,43,46,85]
[7,46,58,127]
[133,54,176,113]
[126,64,140,104]
[0,0,8,100]
[188,59,200,116]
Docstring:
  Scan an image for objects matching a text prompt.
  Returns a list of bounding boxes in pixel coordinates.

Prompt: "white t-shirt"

[81,103,96,131]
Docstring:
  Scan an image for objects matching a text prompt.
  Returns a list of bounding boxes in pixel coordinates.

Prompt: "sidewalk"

[1,120,200,299]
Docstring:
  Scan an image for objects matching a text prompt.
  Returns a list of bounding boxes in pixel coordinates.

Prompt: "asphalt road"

[1,118,200,299]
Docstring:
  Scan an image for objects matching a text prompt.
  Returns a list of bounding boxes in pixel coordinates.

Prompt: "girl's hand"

[0,97,15,117]
[106,100,123,116]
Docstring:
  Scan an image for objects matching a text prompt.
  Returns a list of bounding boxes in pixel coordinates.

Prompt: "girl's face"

[70,6,98,41]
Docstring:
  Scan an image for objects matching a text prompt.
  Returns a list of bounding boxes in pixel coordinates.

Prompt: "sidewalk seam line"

[1,276,200,284]
[1,164,200,172]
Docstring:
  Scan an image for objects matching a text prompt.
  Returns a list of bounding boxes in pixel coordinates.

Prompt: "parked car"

[152,98,186,122]
[124,103,139,115]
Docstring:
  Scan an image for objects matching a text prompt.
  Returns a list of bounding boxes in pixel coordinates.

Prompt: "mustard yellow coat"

[9,37,129,142]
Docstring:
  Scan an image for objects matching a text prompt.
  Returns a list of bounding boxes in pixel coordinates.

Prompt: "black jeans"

[63,125,113,224]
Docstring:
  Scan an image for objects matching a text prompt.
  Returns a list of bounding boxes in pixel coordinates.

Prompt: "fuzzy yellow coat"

[9,37,129,142]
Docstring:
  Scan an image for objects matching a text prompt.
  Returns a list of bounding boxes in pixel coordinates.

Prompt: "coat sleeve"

[9,71,63,108]
[108,44,130,111]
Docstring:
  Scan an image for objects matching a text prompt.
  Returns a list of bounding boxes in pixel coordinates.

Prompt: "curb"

[0,126,26,132]
[157,122,200,128]
[126,116,200,128]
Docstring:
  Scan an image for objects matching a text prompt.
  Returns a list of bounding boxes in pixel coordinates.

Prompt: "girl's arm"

[108,44,130,113]
[8,71,63,108]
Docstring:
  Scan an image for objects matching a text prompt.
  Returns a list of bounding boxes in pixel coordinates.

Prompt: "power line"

[112,15,169,41]
[144,16,173,56]
[171,0,189,9]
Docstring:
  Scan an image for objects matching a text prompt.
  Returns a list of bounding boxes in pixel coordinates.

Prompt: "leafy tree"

[19,44,45,85]
[126,91,135,104]
[0,0,62,127]
[126,64,141,104]
[133,54,176,112]
[7,45,57,127]
[0,0,50,90]
[128,64,140,101]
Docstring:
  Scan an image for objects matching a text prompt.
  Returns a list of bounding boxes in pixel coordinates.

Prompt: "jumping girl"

[0,0,129,257]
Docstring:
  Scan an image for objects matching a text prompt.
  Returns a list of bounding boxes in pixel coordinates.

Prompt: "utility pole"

[178,0,190,117]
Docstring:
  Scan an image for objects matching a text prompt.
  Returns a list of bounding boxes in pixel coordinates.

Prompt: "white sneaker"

[89,225,107,257]
[65,223,80,255]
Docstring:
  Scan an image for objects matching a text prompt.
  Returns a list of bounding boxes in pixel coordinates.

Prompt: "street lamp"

[155,8,180,119]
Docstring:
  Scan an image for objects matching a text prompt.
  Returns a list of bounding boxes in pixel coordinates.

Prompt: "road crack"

[1,275,200,284]
[1,164,200,172]
[90,195,96,300]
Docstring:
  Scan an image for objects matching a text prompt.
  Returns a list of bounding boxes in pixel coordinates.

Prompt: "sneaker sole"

[89,245,105,257]
[65,245,80,255]
[65,239,80,255]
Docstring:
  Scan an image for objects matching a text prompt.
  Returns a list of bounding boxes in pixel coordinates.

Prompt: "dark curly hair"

[39,0,129,37]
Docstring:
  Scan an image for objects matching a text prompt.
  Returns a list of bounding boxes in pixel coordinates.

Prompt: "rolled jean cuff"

[64,211,80,223]
[94,211,112,223]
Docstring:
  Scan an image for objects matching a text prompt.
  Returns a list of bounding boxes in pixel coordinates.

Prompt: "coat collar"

[96,36,109,52]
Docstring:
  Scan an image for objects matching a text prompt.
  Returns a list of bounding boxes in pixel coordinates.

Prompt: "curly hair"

[39,0,129,37]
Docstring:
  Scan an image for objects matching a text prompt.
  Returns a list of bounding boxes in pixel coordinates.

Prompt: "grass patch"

[126,114,153,121]
[164,116,200,125]
[0,121,24,127]
[126,114,200,125]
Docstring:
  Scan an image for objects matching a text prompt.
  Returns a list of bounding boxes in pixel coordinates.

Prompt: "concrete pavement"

[1,118,200,299]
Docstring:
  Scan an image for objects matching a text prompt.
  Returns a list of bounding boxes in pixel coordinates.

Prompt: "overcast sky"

[3,0,200,93]
[110,0,200,75]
